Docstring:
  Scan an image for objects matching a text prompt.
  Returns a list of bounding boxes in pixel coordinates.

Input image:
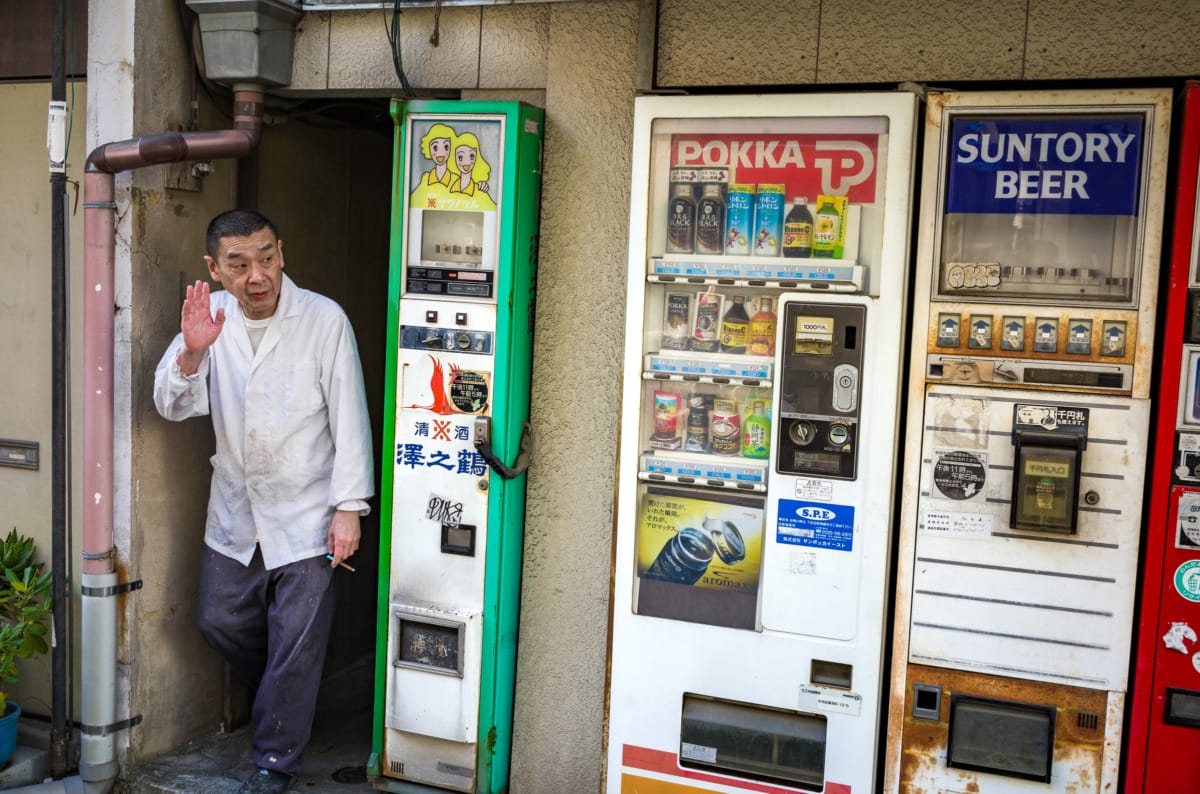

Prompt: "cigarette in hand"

[325,554,355,572]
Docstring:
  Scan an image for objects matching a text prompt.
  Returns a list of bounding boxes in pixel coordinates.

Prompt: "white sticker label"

[1180,493,1200,549]
[680,742,717,763]
[794,478,833,502]
[1181,434,1200,453]
[798,685,862,716]
[1163,621,1197,654]
[789,551,818,575]
[921,510,993,536]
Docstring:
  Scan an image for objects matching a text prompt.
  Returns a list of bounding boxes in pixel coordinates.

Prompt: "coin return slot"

[680,694,826,791]
[1164,687,1200,729]
[912,683,941,720]
[947,694,1054,783]
[810,660,852,689]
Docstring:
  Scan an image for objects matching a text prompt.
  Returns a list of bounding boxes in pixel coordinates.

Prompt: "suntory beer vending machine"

[883,89,1171,794]
[369,100,542,794]
[605,92,917,794]
[1125,82,1200,794]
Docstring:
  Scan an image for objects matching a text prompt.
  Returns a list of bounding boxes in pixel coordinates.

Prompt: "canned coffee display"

[643,526,715,585]
[704,516,747,565]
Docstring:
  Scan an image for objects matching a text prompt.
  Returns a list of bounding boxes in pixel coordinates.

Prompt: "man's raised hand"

[178,280,225,375]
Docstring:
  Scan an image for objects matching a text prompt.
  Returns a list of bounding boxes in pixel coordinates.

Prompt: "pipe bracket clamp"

[80,580,143,598]
[80,714,142,737]
[82,200,117,209]
[81,549,114,560]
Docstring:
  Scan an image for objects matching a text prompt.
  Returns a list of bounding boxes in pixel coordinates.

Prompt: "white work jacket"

[153,274,375,570]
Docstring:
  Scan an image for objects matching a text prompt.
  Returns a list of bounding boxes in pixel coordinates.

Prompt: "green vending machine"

[369,100,543,793]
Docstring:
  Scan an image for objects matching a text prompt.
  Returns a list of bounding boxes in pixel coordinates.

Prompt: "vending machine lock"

[1009,404,1089,534]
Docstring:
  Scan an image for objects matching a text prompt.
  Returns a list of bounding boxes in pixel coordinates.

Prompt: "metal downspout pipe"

[17,86,264,794]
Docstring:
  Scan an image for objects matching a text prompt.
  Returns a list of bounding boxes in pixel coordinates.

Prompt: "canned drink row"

[650,390,772,459]
[666,174,787,258]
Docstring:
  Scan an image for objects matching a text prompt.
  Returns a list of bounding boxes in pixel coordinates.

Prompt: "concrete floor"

[116,657,375,794]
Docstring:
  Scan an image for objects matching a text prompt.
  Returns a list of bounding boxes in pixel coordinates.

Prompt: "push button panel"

[929,310,1133,361]
[925,308,1136,393]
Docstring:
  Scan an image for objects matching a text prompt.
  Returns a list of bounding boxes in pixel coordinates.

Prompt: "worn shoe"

[238,767,293,794]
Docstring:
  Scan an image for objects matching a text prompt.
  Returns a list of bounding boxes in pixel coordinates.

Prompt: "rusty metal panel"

[899,665,1109,794]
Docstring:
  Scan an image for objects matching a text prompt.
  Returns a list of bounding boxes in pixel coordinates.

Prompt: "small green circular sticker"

[1175,560,1200,603]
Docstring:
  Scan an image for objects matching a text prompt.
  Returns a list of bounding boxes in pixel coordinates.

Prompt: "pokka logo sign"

[670,133,880,202]
[945,115,1145,216]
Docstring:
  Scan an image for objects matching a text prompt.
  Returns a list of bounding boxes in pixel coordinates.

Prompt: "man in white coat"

[153,209,374,794]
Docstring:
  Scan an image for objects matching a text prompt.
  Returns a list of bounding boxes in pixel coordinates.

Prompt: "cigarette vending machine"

[369,100,542,794]
[1124,82,1200,793]
[883,89,1171,794]
[605,92,917,794]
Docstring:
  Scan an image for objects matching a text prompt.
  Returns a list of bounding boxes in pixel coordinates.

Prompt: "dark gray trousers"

[197,545,337,776]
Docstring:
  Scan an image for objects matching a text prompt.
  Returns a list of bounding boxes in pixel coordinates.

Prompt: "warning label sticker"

[932,450,987,500]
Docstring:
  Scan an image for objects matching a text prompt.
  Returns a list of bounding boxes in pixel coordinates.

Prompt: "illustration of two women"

[412,124,495,211]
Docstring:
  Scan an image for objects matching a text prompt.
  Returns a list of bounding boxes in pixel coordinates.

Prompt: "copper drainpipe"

[76,86,263,792]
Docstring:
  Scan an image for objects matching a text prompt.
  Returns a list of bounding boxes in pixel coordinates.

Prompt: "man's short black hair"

[206,209,279,259]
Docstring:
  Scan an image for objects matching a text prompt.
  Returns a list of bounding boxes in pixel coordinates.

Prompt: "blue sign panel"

[776,499,854,552]
[946,115,1144,216]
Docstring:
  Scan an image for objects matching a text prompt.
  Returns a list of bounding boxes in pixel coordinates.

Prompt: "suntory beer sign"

[946,115,1144,215]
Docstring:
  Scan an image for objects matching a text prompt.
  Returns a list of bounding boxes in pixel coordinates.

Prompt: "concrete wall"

[0,81,88,718]
[122,0,237,762]
[78,0,1200,788]
[119,0,397,763]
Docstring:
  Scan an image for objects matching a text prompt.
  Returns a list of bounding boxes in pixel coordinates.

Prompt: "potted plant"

[0,529,52,766]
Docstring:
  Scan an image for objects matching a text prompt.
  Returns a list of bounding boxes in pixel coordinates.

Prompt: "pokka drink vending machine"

[369,99,542,794]
[1125,82,1200,794]
[605,92,917,794]
[882,89,1171,794]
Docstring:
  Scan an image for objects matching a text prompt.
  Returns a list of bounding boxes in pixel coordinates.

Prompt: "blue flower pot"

[0,701,21,766]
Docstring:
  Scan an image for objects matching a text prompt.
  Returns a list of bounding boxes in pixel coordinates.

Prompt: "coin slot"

[843,324,857,350]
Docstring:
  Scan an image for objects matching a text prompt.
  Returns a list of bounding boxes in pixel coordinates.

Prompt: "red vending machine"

[1125,81,1200,793]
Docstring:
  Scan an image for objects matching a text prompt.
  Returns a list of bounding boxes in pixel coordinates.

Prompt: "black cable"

[384,0,414,97]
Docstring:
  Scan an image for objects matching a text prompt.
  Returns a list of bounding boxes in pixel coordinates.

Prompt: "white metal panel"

[907,386,1148,690]
[389,297,495,608]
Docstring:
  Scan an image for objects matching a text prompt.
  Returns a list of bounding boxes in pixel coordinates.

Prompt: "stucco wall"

[510,4,640,792]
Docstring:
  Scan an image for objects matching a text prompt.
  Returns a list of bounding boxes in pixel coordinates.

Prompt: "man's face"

[455,145,476,175]
[430,138,451,164]
[206,227,285,320]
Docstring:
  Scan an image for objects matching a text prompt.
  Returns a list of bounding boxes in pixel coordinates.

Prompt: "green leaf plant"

[0,530,53,713]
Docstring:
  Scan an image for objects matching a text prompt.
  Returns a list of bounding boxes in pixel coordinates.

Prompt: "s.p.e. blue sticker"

[777,499,854,552]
